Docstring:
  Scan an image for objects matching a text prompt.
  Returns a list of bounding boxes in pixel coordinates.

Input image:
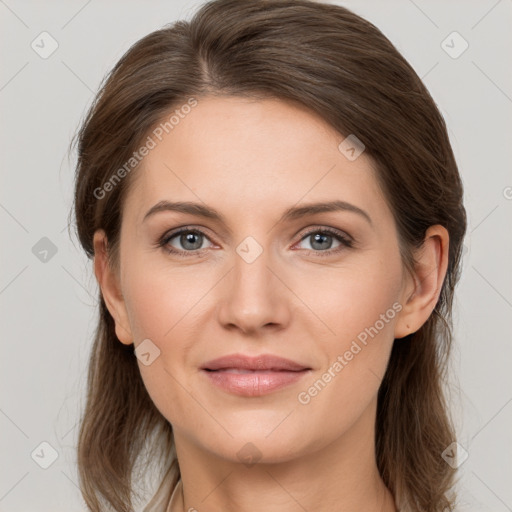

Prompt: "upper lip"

[201,353,311,372]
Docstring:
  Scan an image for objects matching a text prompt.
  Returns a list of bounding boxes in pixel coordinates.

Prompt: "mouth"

[200,354,312,396]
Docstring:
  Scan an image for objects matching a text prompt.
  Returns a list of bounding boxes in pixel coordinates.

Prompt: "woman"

[72,0,467,511]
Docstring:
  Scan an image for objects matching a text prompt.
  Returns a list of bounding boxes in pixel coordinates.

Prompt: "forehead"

[123,95,390,226]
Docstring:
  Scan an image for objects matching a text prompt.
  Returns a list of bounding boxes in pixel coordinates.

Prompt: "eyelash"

[156,225,354,258]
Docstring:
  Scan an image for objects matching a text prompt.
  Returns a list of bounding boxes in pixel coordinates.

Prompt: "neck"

[170,399,397,512]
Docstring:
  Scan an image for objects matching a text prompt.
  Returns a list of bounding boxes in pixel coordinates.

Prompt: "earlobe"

[93,230,133,345]
[394,225,449,339]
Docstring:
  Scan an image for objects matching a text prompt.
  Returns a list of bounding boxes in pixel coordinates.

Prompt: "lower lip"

[201,369,310,396]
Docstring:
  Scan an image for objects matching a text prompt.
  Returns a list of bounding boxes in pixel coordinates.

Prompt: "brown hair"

[71,0,467,510]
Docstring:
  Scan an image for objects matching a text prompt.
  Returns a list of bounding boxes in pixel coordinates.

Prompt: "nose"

[216,244,291,335]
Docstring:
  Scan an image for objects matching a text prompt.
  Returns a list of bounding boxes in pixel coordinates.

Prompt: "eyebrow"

[143,199,373,227]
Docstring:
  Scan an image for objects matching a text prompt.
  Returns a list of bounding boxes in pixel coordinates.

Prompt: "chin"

[218,438,307,466]
[194,417,317,465]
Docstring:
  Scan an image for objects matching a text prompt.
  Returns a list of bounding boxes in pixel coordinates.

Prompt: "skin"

[93,96,449,512]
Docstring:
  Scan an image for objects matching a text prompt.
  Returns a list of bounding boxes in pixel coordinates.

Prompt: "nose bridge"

[232,235,276,310]
[216,234,290,332]
[234,237,270,293]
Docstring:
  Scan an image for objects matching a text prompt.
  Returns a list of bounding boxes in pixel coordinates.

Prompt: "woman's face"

[104,95,415,464]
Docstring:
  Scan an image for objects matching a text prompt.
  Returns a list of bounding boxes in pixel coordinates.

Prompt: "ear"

[394,225,450,339]
[93,229,133,345]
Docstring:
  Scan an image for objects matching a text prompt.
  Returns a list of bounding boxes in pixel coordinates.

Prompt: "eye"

[157,226,353,258]
[293,228,353,256]
[158,227,214,256]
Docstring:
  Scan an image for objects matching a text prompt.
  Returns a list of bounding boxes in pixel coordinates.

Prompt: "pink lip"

[202,353,310,372]
[201,353,312,397]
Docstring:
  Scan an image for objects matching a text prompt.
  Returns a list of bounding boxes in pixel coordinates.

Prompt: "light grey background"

[1,0,511,510]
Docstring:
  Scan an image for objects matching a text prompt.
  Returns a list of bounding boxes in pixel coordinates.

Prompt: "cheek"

[291,253,402,411]
[122,271,197,426]
[121,261,211,419]
[303,254,403,346]
[123,260,203,342]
